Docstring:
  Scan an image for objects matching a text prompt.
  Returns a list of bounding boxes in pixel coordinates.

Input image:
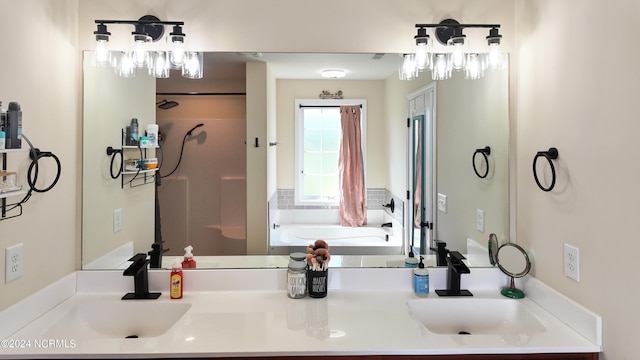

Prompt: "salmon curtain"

[338,105,367,226]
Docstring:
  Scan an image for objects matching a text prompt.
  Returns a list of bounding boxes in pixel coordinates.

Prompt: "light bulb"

[447,36,467,71]
[169,25,187,69]
[92,40,111,67]
[464,53,484,80]
[486,27,504,70]
[487,43,504,70]
[149,51,170,78]
[170,42,185,68]
[414,27,431,71]
[182,52,203,79]
[114,52,136,78]
[399,54,418,81]
[431,53,451,81]
[132,40,149,68]
[91,23,111,67]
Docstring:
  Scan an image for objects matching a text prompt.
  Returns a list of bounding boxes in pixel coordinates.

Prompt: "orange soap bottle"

[170,259,183,299]
[182,245,196,269]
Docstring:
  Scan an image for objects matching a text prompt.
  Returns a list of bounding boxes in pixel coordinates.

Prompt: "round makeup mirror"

[495,243,531,299]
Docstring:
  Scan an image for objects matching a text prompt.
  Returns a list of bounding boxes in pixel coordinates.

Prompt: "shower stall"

[155,94,247,256]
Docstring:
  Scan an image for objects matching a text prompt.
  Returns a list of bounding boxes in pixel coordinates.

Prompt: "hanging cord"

[4,134,62,211]
[160,123,204,179]
[472,146,491,179]
[123,146,144,185]
[533,147,559,192]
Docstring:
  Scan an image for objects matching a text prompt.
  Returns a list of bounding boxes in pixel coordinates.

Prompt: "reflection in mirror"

[82,51,509,270]
[408,64,510,260]
[488,233,499,266]
[496,243,531,299]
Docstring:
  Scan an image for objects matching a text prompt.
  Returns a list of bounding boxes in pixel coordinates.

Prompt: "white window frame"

[294,99,367,207]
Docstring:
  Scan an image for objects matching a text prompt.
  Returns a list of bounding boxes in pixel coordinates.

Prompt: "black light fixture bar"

[415,23,500,29]
[94,20,184,26]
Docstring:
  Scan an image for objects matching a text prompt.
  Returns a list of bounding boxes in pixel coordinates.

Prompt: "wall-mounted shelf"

[1,148,30,220]
[111,129,159,188]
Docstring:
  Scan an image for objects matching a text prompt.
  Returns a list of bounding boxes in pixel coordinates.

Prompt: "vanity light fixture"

[321,69,346,79]
[91,15,203,79]
[402,19,503,81]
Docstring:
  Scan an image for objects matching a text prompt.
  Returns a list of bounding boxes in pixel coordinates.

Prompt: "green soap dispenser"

[413,256,430,297]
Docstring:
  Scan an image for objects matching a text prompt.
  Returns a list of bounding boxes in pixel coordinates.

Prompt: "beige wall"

[275,79,386,190]
[0,0,79,310]
[514,1,639,358]
[82,55,156,266]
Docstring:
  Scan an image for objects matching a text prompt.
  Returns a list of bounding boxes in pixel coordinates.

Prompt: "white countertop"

[0,268,601,359]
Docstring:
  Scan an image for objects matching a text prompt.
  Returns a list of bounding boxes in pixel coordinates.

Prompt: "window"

[295,99,366,206]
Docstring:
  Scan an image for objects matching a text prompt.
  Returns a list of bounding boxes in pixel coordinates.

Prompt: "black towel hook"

[533,147,559,192]
[472,146,491,179]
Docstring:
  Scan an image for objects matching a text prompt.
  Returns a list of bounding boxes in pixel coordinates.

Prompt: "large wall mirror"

[82,51,509,270]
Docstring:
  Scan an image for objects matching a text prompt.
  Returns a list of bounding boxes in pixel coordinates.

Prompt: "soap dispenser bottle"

[182,245,196,268]
[170,259,183,299]
[413,256,430,297]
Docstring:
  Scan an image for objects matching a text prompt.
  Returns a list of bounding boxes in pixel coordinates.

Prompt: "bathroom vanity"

[0,268,600,359]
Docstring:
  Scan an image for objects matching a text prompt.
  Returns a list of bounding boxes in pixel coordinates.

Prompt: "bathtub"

[269,210,403,256]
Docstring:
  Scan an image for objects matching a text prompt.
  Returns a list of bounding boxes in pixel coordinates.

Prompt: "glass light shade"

[464,53,485,80]
[182,52,204,79]
[113,51,136,78]
[399,54,418,81]
[149,51,170,78]
[131,35,151,68]
[92,40,112,67]
[415,43,432,71]
[169,37,186,69]
[447,36,467,71]
[487,43,505,70]
[431,53,452,80]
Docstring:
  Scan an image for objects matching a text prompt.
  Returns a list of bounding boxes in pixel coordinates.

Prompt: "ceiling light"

[321,69,346,79]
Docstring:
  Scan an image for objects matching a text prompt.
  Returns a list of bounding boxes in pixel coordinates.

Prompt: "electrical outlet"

[437,193,447,213]
[564,244,580,282]
[476,209,485,232]
[5,243,24,283]
[114,208,122,233]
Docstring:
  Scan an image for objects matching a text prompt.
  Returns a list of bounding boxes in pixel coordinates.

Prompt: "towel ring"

[533,147,559,192]
[472,146,491,179]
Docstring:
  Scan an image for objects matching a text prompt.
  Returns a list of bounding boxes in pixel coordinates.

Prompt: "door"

[407,84,435,255]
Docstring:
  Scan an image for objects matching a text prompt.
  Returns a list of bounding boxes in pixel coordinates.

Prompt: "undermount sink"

[406,298,546,335]
[45,301,191,339]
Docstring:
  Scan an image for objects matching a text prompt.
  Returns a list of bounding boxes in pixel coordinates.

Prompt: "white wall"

[514,1,639,358]
[0,0,79,310]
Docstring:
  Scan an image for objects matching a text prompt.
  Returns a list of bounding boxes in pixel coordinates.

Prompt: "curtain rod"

[156,92,246,96]
[299,104,362,108]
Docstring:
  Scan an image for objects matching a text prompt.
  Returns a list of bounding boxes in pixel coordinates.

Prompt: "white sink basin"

[407,298,546,335]
[45,301,191,339]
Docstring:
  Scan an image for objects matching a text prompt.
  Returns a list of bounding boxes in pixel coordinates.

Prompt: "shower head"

[186,123,204,136]
[157,99,179,110]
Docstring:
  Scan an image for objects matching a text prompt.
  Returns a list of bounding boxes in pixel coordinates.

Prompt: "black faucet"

[148,241,169,269]
[431,239,449,267]
[381,222,393,228]
[122,253,161,300]
[435,251,473,297]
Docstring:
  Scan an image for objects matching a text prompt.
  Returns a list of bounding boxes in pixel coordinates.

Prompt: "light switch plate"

[437,193,447,213]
